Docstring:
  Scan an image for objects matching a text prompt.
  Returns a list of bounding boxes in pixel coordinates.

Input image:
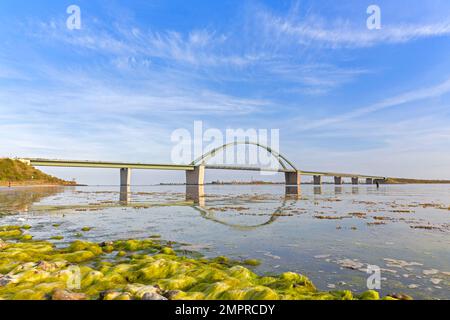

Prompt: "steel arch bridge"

[22,141,386,186]
[191,141,298,172]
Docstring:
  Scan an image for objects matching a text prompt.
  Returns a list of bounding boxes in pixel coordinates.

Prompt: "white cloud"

[299,77,450,130]
[257,5,450,48]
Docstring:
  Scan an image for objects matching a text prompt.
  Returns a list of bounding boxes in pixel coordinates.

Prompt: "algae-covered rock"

[387,293,413,300]
[142,292,168,300]
[0,229,22,239]
[359,290,380,300]
[160,247,176,255]
[52,289,88,300]
[243,259,261,266]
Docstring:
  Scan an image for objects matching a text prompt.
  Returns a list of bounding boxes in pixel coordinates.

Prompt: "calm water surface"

[0,184,449,299]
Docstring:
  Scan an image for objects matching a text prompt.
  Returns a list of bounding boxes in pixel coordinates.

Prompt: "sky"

[1,0,450,184]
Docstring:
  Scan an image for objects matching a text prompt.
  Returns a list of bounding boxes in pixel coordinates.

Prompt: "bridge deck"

[23,158,385,180]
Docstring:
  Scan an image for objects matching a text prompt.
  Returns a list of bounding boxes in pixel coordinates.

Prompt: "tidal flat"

[0,184,449,300]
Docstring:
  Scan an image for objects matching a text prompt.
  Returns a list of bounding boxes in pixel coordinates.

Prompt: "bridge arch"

[190,141,298,171]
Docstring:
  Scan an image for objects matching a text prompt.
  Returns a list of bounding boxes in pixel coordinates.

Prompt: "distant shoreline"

[161,180,450,186]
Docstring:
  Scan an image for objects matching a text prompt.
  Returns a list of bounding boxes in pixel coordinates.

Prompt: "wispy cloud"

[299,77,450,130]
[256,4,450,48]
[26,14,366,95]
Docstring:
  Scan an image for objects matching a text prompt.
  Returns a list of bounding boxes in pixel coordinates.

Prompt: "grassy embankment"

[0,158,76,187]
[384,178,450,184]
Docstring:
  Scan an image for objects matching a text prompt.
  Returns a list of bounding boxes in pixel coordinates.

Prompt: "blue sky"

[1,0,450,184]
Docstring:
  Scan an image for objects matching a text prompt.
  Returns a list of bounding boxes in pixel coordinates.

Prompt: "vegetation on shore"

[384,178,450,184]
[0,224,409,300]
[0,158,75,186]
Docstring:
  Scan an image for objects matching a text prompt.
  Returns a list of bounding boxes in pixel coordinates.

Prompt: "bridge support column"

[334,176,343,185]
[120,185,131,203]
[366,178,373,184]
[120,168,131,186]
[285,171,301,186]
[352,177,359,185]
[313,175,322,185]
[186,185,205,206]
[186,165,205,185]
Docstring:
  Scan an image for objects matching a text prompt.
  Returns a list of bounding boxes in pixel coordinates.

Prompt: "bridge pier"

[366,178,373,184]
[120,168,131,186]
[334,176,342,185]
[352,177,359,185]
[313,175,322,185]
[285,171,301,186]
[186,165,205,185]
[186,185,205,206]
[120,185,131,203]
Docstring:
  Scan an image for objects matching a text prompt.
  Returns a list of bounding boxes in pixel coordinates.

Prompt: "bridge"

[19,142,386,187]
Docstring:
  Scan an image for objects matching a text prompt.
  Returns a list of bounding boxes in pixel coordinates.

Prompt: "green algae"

[244,259,261,266]
[21,235,33,241]
[0,224,405,301]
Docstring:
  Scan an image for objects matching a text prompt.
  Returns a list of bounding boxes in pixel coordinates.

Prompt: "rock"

[0,239,8,250]
[125,284,161,299]
[423,269,439,276]
[384,258,423,268]
[52,289,88,300]
[100,290,121,300]
[36,261,60,272]
[115,293,132,300]
[314,255,331,259]
[0,275,17,286]
[164,290,181,300]
[430,278,442,285]
[100,290,131,300]
[142,292,168,300]
[337,259,364,270]
[388,293,413,300]
[408,284,419,289]
[359,290,380,300]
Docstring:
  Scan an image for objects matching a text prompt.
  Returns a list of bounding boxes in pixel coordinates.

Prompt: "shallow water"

[0,184,449,299]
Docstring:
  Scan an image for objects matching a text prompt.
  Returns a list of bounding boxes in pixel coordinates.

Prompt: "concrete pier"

[313,175,322,185]
[352,177,359,185]
[120,168,131,187]
[186,165,205,185]
[366,178,373,184]
[119,185,131,203]
[186,185,205,206]
[334,176,343,185]
[285,171,301,186]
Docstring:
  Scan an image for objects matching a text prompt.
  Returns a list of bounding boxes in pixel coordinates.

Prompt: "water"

[0,184,449,299]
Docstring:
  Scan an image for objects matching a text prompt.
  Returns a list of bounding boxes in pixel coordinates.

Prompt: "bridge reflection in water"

[185,185,302,206]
